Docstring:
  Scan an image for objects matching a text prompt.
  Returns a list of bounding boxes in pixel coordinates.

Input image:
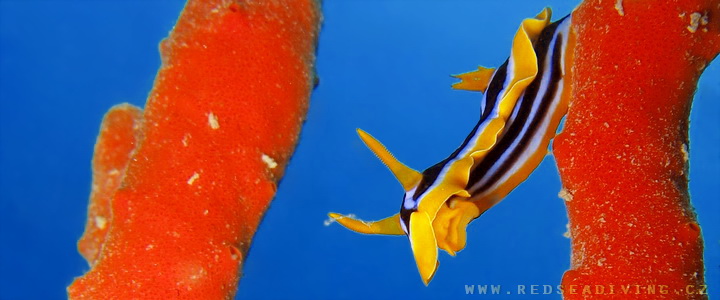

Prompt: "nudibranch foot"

[408,211,439,285]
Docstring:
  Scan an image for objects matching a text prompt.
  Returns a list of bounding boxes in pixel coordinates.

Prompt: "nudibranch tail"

[408,211,439,285]
[327,213,404,235]
[356,129,422,191]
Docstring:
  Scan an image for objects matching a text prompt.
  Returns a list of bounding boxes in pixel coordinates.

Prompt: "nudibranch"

[329,8,575,285]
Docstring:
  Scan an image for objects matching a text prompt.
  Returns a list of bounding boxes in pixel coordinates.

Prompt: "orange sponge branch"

[69,0,320,298]
[554,0,719,298]
[77,103,144,266]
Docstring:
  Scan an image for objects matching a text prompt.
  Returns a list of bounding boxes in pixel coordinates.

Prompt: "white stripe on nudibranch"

[558,18,572,76]
[402,186,419,210]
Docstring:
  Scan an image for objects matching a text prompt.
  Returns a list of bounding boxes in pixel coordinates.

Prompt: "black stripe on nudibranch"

[399,206,414,234]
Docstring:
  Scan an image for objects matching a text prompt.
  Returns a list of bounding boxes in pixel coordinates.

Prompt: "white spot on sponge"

[94,216,107,230]
[187,172,200,185]
[597,258,607,267]
[182,133,191,147]
[261,153,278,169]
[614,0,625,16]
[687,12,703,33]
[208,112,220,130]
[558,188,574,202]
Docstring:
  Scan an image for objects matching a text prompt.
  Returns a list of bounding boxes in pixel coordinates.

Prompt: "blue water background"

[0,1,718,299]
